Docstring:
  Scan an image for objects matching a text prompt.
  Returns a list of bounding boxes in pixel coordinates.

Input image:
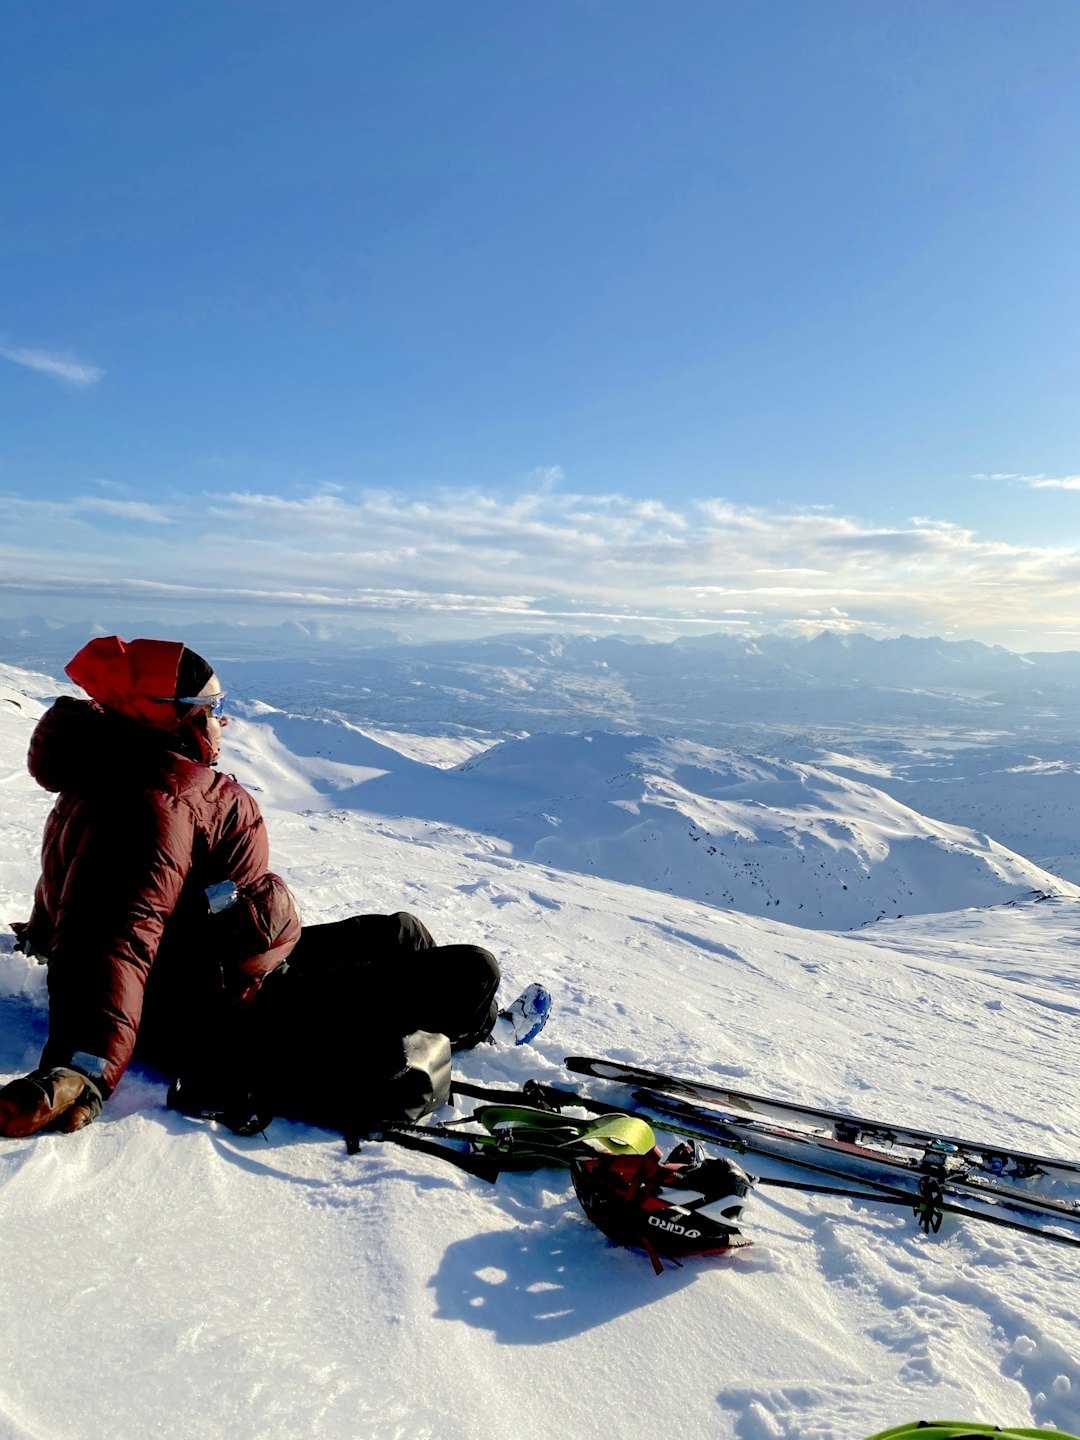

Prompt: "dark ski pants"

[152,912,501,1124]
[274,911,501,1052]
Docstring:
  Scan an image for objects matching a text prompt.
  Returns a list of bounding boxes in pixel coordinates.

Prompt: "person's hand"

[0,1067,103,1137]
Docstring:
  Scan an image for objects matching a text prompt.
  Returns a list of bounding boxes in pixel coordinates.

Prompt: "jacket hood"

[65,635,209,731]
[28,697,191,794]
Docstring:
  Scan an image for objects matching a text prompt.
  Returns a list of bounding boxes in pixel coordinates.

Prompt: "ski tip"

[862,1426,1080,1440]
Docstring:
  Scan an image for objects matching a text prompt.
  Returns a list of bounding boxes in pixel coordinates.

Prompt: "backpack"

[168,1028,452,1141]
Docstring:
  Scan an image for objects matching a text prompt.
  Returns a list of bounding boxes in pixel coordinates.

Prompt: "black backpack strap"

[347,1124,502,1181]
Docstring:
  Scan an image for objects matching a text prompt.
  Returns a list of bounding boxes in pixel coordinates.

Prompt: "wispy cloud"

[0,495,171,527]
[74,497,172,524]
[974,471,1080,491]
[1025,475,1080,491]
[0,343,104,387]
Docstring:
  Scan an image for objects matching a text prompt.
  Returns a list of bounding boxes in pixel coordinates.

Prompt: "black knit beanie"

[175,646,214,698]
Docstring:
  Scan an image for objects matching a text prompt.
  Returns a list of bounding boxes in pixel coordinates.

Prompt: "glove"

[10,921,38,959]
[0,1067,103,1138]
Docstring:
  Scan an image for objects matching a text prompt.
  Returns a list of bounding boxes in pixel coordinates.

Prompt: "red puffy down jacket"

[24,697,301,1095]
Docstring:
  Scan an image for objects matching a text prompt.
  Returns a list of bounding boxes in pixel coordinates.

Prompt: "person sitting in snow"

[0,635,501,1139]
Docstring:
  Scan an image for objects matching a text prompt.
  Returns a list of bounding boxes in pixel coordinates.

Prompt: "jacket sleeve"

[203,785,301,1004]
[41,790,197,1095]
[212,873,302,1004]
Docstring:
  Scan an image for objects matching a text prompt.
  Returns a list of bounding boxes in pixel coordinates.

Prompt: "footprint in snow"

[718,1381,871,1440]
[708,1062,755,1080]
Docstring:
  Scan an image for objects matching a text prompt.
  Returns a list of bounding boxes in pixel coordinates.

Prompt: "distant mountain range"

[8,617,1080,746]
[5,614,1080,691]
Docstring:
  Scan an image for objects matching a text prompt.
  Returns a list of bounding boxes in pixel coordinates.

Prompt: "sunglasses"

[154,693,227,715]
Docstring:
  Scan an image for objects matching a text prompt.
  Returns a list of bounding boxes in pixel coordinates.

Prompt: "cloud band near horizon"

[1,484,1079,648]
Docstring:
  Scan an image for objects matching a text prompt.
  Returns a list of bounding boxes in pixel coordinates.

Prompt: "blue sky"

[2,1,1080,648]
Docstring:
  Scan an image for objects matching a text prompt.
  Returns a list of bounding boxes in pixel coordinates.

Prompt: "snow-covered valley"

[1,657,1079,1440]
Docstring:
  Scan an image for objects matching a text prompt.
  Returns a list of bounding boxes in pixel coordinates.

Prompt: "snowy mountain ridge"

[215,704,1078,931]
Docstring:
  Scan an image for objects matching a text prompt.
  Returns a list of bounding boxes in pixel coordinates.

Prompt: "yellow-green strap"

[475,1105,655,1156]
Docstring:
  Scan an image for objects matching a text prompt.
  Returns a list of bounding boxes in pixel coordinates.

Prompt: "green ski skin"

[865,1425,1080,1440]
[565,1056,1080,1182]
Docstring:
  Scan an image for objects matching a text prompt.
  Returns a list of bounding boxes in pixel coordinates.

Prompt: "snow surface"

[1,667,1079,1439]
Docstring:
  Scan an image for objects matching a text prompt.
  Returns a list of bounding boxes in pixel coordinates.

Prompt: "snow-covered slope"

[2,666,1079,1440]
[221,710,1078,929]
[812,744,1080,884]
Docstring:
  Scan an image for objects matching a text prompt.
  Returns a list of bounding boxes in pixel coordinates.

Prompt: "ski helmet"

[571,1141,752,1274]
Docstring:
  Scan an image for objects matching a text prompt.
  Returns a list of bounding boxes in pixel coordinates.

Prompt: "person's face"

[192,672,228,764]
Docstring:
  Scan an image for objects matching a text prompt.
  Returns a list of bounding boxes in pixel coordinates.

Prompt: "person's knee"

[447,943,499,995]
[423,942,500,1003]
[474,945,500,992]
[443,945,501,1050]
[389,912,435,949]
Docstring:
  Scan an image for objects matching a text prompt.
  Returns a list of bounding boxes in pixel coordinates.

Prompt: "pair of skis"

[561,1057,1080,1248]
